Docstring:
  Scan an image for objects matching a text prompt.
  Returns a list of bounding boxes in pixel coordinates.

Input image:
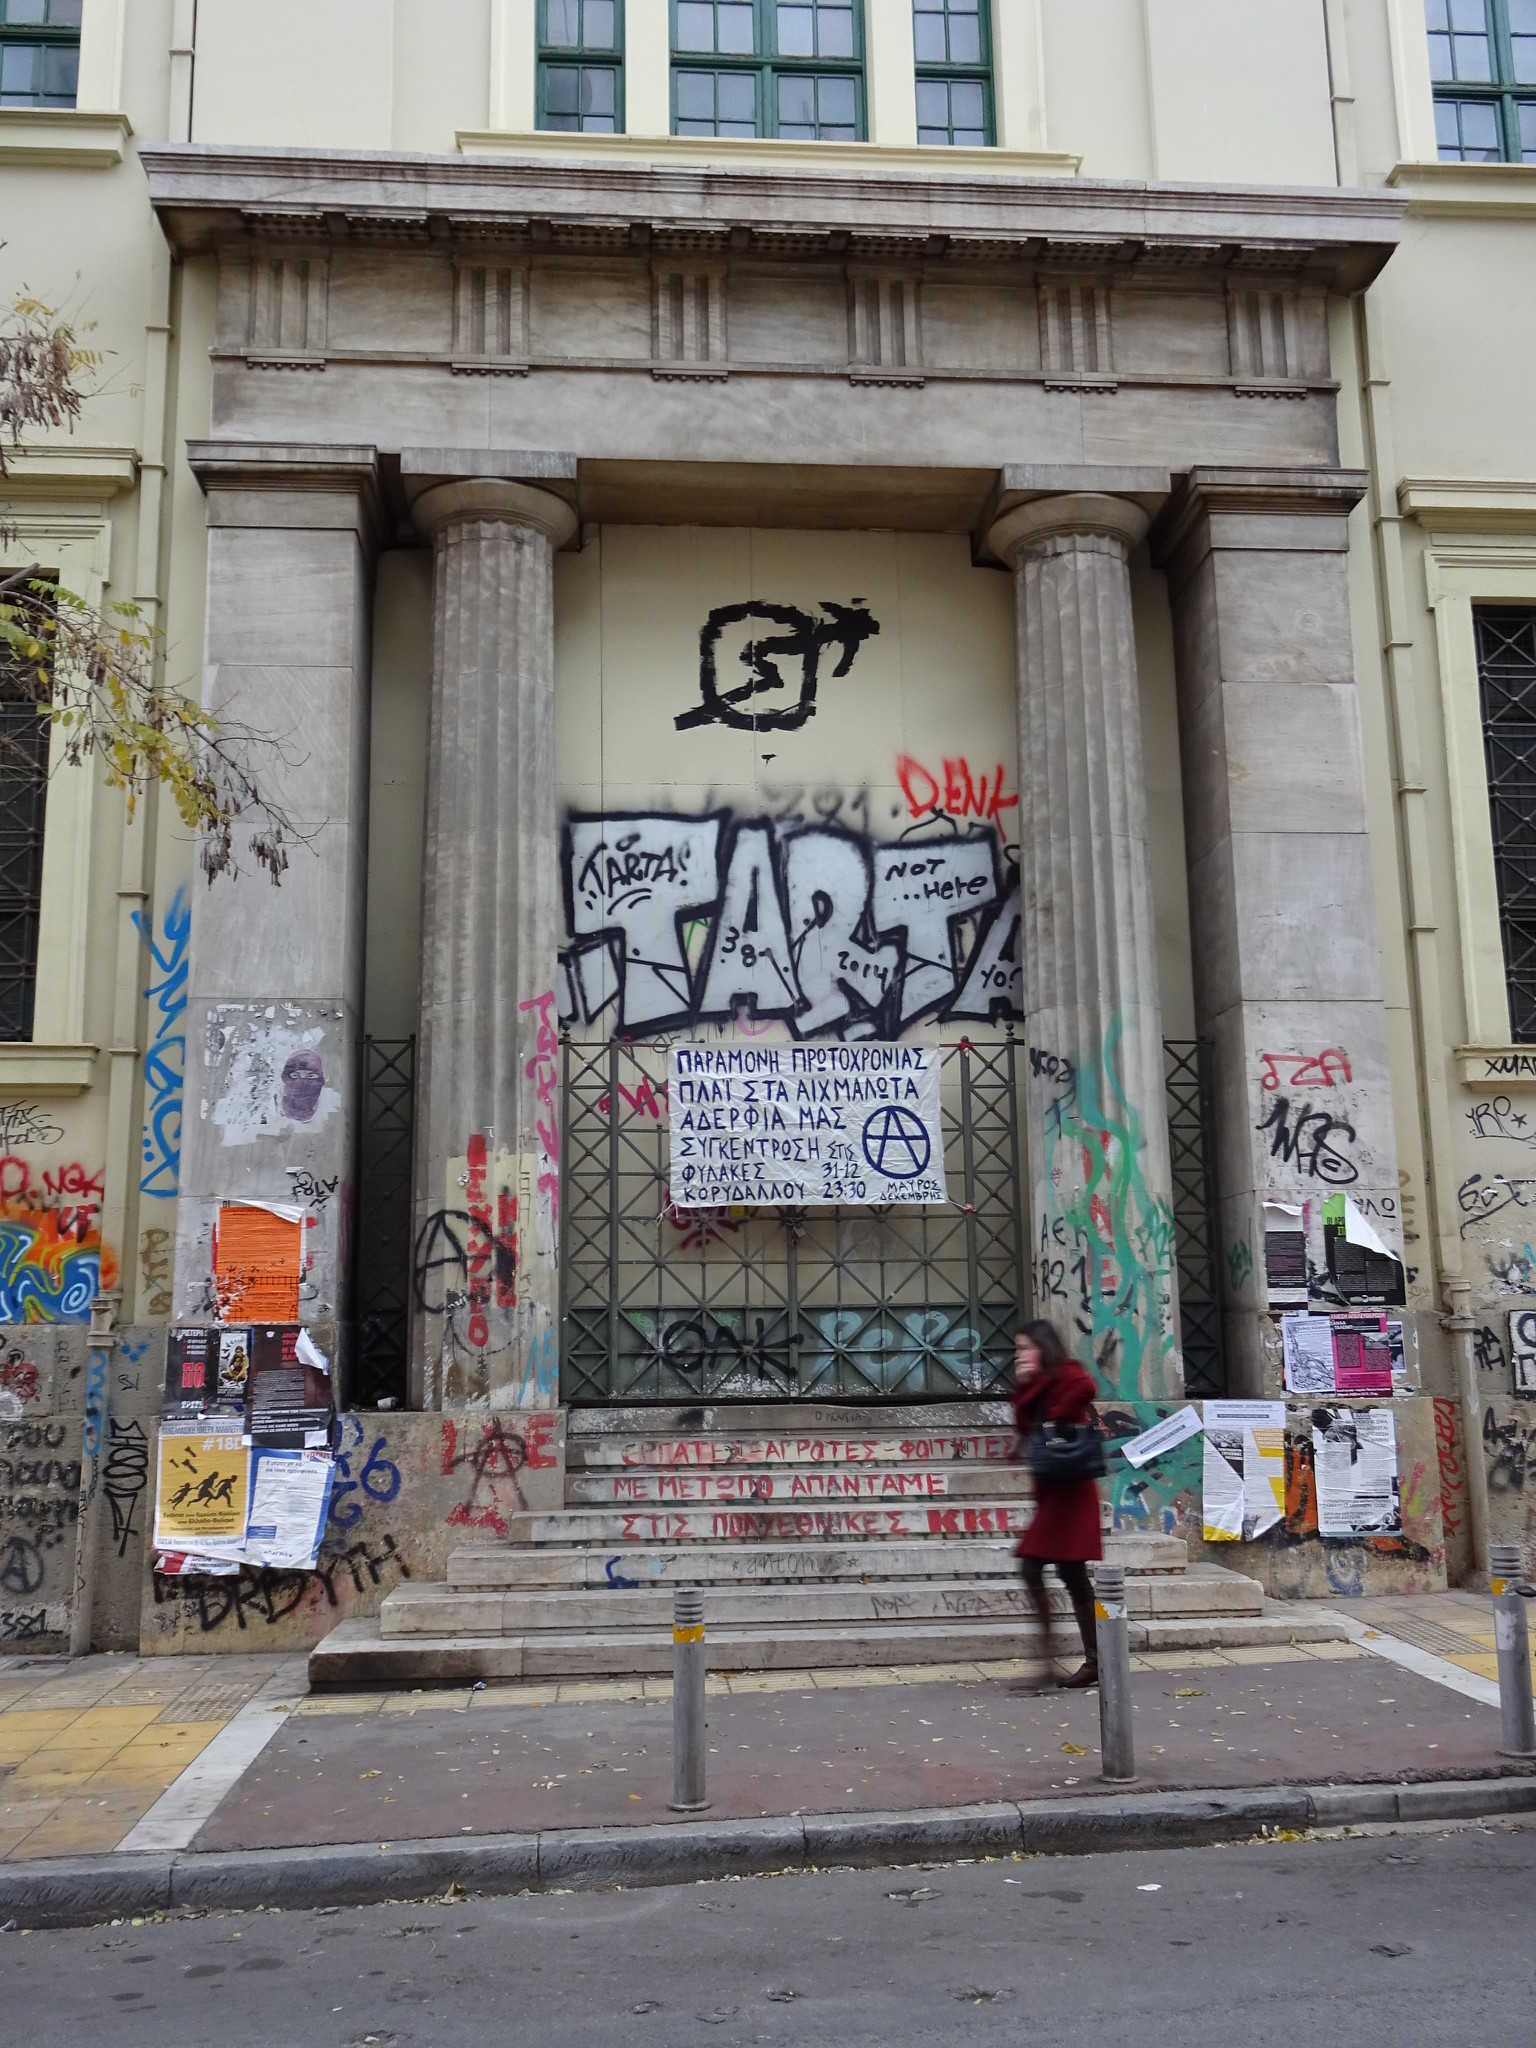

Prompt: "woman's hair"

[1019,1319,1071,1370]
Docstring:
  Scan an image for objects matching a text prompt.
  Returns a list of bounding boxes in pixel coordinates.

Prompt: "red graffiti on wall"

[520,990,561,1238]
[1257,1049,1352,1092]
[462,1133,518,1348]
[0,1156,105,1240]
[896,754,1018,829]
[597,1075,668,1121]
[1433,1395,1466,1544]
[0,1351,41,1406]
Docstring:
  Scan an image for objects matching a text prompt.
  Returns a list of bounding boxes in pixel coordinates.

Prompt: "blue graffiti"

[119,1338,148,1366]
[132,885,190,1199]
[327,1415,403,1531]
[82,1346,108,1500]
[605,1555,640,1589]
[513,1325,560,1408]
[0,1220,99,1324]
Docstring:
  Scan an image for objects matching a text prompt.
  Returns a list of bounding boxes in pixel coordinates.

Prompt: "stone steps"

[381,1563,1266,1639]
[565,1462,1029,1505]
[446,1531,1188,1590]
[502,1500,1037,1545]
[311,1605,1348,1687]
[567,1430,1020,1472]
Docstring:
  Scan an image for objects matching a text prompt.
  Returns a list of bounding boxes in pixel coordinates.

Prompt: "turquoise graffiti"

[1098,1402,1201,1535]
[132,884,189,1198]
[1033,1018,1179,1401]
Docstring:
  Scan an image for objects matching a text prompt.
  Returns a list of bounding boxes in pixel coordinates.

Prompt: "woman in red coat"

[1013,1319,1103,1688]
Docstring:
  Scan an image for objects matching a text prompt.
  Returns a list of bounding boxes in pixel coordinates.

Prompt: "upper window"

[672,1,864,140]
[0,582,53,1042]
[0,0,81,109]
[538,0,624,134]
[913,0,992,146]
[1427,0,1536,163]
[1476,607,1536,1040]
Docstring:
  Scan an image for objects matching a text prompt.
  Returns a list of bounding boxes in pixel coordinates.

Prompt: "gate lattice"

[559,1036,1029,1404]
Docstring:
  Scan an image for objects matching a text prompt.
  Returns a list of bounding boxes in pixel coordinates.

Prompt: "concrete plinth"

[989,494,1180,1401]
[408,476,577,1410]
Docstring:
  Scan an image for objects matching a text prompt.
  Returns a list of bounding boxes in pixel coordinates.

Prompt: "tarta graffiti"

[1031,1021,1178,1402]
[560,808,1020,1039]
[132,883,189,1198]
[675,600,880,733]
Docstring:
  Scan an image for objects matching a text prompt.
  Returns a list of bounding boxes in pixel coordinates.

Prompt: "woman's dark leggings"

[1019,1556,1097,1667]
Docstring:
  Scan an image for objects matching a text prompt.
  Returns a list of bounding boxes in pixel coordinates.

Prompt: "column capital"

[1151,464,1370,588]
[986,490,1151,566]
[408,476,579,548]
[186,439,384,552]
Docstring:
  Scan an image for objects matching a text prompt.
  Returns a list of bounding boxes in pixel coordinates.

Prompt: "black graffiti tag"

[412,1209,518,1318]
[676,600,880,733]
[1255,1096,1359,1185]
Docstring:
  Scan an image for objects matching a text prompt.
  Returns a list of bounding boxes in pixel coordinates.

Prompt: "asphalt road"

[4,1822,1532,2047]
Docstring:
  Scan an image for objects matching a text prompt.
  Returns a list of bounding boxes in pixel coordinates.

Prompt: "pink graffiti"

[520,990,561,1236]
[1257,1049,1352,1092]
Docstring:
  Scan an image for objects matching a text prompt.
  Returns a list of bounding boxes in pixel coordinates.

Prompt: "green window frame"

[537,0,625,134]
[0,0,81,110]
[912,0,993,147]
[670,0,865,141]
[1426,0,1536,163]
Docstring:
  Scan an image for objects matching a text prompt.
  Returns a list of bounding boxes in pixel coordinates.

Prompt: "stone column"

[407,477,577,1411]
[1154,468,1403,1396]
[987,494,1182,1402]
[175,443,381,1388]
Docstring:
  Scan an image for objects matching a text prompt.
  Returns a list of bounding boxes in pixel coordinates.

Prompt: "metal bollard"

[1489,1543,1536,1761]
[1092,1563,1136,1784]
[669,1585,711,1811]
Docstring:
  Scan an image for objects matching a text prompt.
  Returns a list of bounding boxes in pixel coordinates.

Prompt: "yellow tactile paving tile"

[293,1694,387,1717]
[116,1719,225,1749]
[1297,1641,1366,1660]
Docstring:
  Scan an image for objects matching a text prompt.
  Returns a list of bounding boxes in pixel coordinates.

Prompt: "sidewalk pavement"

[0,1592,1531,1891]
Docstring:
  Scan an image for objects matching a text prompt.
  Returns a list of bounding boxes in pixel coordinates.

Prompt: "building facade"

[1,0,1533,1659]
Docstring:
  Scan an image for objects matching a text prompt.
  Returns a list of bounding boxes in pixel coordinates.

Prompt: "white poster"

[1312,1405,1401,1538]
[240,1448,335,1569]
[1203,1400,1285,1541]
[668,1043,947,1207]
[1282,1314,1336,1394]
[1119,1404,1204,1469]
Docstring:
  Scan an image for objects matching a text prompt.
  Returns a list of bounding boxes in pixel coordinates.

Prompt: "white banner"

[668,1043,948,1207]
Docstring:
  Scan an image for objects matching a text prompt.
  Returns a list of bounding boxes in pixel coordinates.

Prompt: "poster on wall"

[1201,1400,1285,1542]
[152,1430,251,1553]
[1311,1405,1401,1538]
[1509,1308,1536,1397]
[667,1043,947,1207]
[1281,1313,1407,1396]
[213,1200,305,1321]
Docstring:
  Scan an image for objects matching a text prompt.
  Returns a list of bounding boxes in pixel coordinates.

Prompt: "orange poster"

[214,1202,302,1321]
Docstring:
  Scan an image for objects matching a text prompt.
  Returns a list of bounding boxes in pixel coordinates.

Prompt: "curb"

[2,1776,1534,1932]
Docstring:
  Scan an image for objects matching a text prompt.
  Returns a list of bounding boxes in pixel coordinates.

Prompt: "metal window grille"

[0,580,53,1041]
[1164,1038,1225,1399]
[351,1036,415,1407]
[1475,605,1536,1039]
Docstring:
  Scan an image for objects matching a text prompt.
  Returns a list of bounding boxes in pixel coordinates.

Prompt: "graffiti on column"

[559,809,1023,1040]
[1030,1019,1178,1402]
[131,884,190,1198]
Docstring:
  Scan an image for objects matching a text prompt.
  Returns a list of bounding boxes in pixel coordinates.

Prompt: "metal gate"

[560,1035,1029,1404]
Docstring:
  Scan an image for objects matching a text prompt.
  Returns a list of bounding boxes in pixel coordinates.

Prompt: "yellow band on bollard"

[1094,1600,1124,1621]
[673,1624,705,1645]
[1492,1576,1509,1597]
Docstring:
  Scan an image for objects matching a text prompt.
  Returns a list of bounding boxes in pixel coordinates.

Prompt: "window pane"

[779,73,815,124]
[546,0,580,44]
[585,113,616,130]
[582,66,616,113]
[720,117,756,134]
[913,0,943,9]
[719,69,755,115]
[585,0,616,48]
[1463,98,1498,145]
[954,126,984,145]
[48,0,83,20]
[915,77,947,122]
[1425,0,1449,25]
[719,1,755,52]
[1448,0,1485,26]
[1513,33,1536,84]
[819,73,855,122]
[951,78,983,125]
[917,125,947,143]
[5,0,46,22]
[913,15,945,59]
[677,117,715,133]
[820,4,854,57]
[778,3,813,53]
[676,68,715,115]
[1426,29,1453,75]
[1434,96,1462,150]
[1452,31,1491,77]
[950,0,981,12]
[42,40,74,93]
[677,1,715,51]
[1511,0,1536,22]
[545,64,579,110]
[949,16,981,62]
[0,45,37,90]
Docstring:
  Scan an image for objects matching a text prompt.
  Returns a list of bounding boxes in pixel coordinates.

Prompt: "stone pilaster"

[988,494,1181,1402]
[408,478,577,1411]
[174,442,381,1390]
[1154,468,1401,1395]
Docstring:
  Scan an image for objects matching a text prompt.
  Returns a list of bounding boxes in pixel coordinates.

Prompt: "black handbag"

[1026,1421,1107,1482]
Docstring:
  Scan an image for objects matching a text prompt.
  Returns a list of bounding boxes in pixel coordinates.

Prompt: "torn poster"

[152,1430,251,1553]
[1262,1200,1307,1308]
[213,1201,304,1321]
[1322,1191,1406,1306]
[1332,1314,1394,1397]
[1203,1400,1285,1541]
[1119,1403,1204,1468]
[164,1326,215,1418]
[1311,1405,1401,1538]
[154,1551,240,1577]
[667,1042,947,1207]
[241,1448,334,1570]
[1510,1307,1536,1396]
[1282,1314,1336,1394]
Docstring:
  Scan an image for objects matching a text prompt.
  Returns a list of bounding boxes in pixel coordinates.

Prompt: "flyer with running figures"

[667,1043,948,1208]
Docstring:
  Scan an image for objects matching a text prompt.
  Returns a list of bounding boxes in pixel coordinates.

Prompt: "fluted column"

[988,494,1181,1401]
[409,479,577,1410]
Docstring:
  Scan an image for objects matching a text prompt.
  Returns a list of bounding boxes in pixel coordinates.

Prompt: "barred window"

[672,0,864,140]
[1476,606,1536,1041]
[913,0,992,145]
[0,0,81,108]
[1427,0,1536,162]
[538,0,625,134]
[0,580,53,1041]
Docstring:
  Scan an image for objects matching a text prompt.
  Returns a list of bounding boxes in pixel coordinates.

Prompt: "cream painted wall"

[1141,0,1337,185]
[191,0,396,149]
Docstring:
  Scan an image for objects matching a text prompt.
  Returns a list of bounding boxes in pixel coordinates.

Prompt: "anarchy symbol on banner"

[861,1105,931,1181]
